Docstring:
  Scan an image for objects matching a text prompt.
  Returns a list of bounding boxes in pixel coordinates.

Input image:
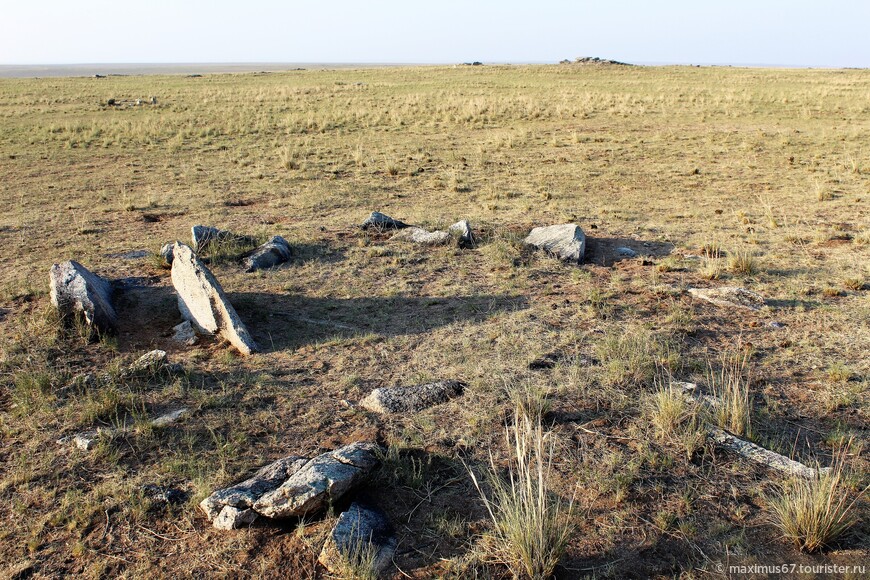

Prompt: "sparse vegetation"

[707,351,753,438]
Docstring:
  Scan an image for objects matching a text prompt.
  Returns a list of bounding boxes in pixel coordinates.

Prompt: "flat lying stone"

[523,223,586,263]
[360,380,465,414]
[448,220,475,247]
[49,260,117,334]
[253,442,380,519]
[319,502,397,576]
[151,408,189,427]
[688,286,765,311]
[128,349,168,374]
[170,242,259,355]
[390,227,451,245]
[200,456,309,521]
[360,211,408,231]
[244,236,291,272]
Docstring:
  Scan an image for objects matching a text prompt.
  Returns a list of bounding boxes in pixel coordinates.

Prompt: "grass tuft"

[707,352,752,438]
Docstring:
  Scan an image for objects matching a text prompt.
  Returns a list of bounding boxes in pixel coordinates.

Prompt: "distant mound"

[560,56,633,66]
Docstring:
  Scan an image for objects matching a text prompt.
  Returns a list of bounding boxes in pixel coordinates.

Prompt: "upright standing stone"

[170,242,259,355]
[523,223,586,263]
[49,261,117,334]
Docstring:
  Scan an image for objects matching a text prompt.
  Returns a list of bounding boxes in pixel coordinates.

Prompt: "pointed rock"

[360,211,409,231]
[448,220,475,247]
[244,236,291,272]
[361,380,465,414]
[319,502,397,576]
[390,227,451,245]
[170,242,259,355]
[523,223,586,263]
[49,260,117,334]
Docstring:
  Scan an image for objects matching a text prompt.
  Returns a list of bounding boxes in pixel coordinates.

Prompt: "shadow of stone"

[114,278,181,352]
[231,292,528,351]
[765,298,821,311]
[286,242,346,266]
[585,237,674,267]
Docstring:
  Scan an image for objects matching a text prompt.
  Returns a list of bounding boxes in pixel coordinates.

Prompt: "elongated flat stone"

[361,380,465,414]
[360,211,409,230]
[390,227,450,245]
[170,242,258,355]
[687,287,765,311]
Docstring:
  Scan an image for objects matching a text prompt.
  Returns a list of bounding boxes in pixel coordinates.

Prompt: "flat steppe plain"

[0,64,867,577]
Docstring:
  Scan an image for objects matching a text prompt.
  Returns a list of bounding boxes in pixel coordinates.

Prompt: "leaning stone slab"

[390,227,450,245]
[170,242,258,355]
[200,456,309,521]
[253,442,380,519]
[244,236,291,272]
[448,220,475,247]
[360,211,409,231]
[523,223,585,263]
[688,286,765,311]
[361,380,465,414]
[49,260,117,334]
[319,502,397,576]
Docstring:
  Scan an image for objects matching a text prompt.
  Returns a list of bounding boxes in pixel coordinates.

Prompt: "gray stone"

[191,225,252,252]
[448,220,475,247]
[172,320,198,346]
[151,408,189,428]
[616,246,637,258]
[253,442,380,519]
[74,431,99,451]
[213,506,258,530]
[360,212,409,231]
[49,260,117,334]
[319,502,397,576]
[244,236,291,272]
[687,286,765,311]
[160,243,176,266]
[128,350,168,374]
[523,223,586,263]
[170,242,259,355]
[360,380,465,414]
[769,321,785,329]
[390,227,451,245]
[200,456,309,521]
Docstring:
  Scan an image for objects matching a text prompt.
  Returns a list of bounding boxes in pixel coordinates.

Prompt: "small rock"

[615,246,637,258]
[49,260,117,334]
[171,242,259,355]
[128,350,168,374]
[151,408,189,427]
[360,211,409,231]
[687,286,765,311]
[244,236,291,272]
[214,506,258,530]
[253,442,380,519]
[191,225,252,252]
[318,502,397,576]
[448,220,475,247]
[172,320,198,345]
[142,484,187,505]
[390,227,451,245]
[523,223,586,263]
[769,321,786,329]
[360,381,465,414]
[160,242,176,266]
[72,430,100,451]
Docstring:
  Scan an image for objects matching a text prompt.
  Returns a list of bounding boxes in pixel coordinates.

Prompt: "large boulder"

[360,212,409,231]
[523,223,586,263]
[49,260,117,334]
[390,227,450,245]
[318,502,397,576]
[244,236,292,272]
[687,286,765,311]
[170,242,259,355]
[200,456,309,525]
[253,442,380,519]
[361,380,465,414]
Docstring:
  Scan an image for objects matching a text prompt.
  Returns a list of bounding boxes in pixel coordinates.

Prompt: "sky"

[1,0,868,67]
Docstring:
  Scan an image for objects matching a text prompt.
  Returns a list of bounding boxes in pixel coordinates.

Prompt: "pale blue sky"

[1,0,868,67]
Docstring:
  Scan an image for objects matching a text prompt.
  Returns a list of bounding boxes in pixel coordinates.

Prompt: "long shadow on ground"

[231,292,529,351]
